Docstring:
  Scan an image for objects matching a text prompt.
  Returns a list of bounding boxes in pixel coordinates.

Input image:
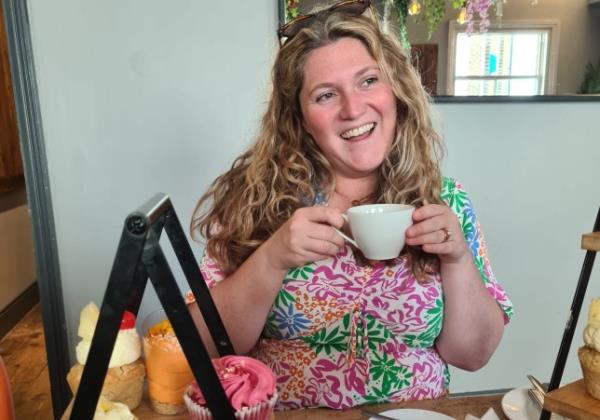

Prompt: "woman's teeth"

[340,123,375,140]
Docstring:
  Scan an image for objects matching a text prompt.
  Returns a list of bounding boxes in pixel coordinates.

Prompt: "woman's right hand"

[190,207,345,356]
[263,206,346,270]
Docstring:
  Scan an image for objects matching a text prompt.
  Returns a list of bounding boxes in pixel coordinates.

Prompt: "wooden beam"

[582,232,600,252]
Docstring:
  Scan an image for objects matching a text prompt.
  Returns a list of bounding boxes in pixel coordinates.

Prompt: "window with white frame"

[447,21,558,96]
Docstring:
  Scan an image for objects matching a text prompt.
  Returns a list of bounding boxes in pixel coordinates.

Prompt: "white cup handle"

[333,214,358,248]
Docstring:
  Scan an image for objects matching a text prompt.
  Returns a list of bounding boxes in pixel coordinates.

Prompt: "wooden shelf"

[544,379,600,419]
[582,232,600,252]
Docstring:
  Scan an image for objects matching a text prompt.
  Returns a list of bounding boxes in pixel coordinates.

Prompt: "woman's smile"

[340,122,376,141]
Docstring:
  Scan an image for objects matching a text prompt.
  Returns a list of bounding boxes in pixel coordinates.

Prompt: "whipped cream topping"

[188,356,276,410]
[74,303,141,367]
[94,396,136,420]
[584,298,600,351]
[76,329,141,368]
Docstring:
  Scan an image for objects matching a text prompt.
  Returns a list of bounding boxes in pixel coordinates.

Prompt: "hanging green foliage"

[285,0,301,22]
[423,0,446,38]
[392,0,411,49]
[283,0,442,47]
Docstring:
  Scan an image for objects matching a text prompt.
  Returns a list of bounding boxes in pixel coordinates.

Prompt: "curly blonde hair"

[191,9,444,278]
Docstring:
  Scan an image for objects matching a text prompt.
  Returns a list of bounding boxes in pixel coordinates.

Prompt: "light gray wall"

[26,0,600,394]
[438,102,600,391]
[26,0,277,353]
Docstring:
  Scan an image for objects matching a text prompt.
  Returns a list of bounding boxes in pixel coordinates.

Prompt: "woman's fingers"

[405,204,468,262]
[301,206,345,229]
[411,203,447,222]
[295,207,346,250]
[406,216,447,240]
[269,206,347,269]
[421,240,455,254]
[308,223,346,248]
[406,228,449,246]
[407,209,454,242]
[304,237,342,258]
[282,237,340,267]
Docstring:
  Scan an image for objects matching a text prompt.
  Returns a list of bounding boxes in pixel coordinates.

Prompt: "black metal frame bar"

[69,193,236,419]
[540,207,600,420]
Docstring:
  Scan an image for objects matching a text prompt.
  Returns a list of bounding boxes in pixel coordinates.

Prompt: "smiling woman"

[187,2,511,410]
[279,0,600,99]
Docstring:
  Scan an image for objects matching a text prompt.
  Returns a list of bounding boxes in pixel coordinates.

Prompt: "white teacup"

[334,203,415,260]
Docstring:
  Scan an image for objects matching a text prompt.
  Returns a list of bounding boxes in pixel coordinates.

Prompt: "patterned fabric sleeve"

[199,250,226,287]
[440,177,514,323]
[184,250,224,305]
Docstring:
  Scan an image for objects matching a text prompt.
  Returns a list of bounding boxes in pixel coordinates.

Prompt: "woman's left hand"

[405,204,469,264]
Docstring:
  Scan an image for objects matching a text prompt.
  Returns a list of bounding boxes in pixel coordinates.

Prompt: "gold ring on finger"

[442,228,452,243]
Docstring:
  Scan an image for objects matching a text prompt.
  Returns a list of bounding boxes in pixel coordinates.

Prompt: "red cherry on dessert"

[120,311,136,330]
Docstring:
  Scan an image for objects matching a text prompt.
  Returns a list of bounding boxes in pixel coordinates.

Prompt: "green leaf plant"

[578,60,600,94]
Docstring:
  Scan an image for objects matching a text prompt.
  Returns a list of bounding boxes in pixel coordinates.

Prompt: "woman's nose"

[339,92,365,120]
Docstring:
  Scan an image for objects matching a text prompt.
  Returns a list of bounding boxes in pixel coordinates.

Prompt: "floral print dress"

[199,178,513,410]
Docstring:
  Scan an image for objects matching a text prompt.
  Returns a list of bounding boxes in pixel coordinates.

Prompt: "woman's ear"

[298,110,312,137]
[301,119,312,136]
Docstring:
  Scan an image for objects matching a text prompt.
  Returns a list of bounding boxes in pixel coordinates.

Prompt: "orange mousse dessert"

[143,317,193,415]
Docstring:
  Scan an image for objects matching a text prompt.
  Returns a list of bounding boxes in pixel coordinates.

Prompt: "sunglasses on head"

[277,0,372,43]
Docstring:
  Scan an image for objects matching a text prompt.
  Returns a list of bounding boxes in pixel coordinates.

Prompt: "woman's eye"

[316,92,335,103]
[362,77,378,87]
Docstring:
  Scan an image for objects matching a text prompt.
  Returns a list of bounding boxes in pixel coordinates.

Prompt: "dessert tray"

[544,379,600,419]
[67,194,237,419]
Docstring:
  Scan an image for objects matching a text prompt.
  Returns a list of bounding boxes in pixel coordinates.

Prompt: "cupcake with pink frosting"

[183,355,278,420]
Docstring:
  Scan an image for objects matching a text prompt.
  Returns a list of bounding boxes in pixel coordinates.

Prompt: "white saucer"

[370,408,454,419]
[501,387,567,420]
